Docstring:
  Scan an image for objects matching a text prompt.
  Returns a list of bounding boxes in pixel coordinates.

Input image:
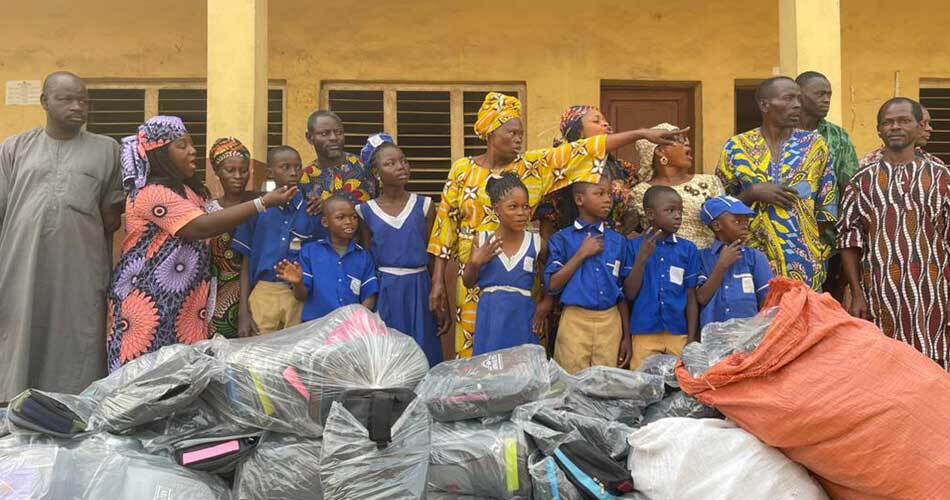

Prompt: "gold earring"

[659,155,669,166]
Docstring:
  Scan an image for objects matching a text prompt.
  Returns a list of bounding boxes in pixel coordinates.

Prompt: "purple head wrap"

[120,116,188,199]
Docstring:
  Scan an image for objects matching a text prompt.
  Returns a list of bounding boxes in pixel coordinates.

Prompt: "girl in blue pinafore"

[462,172,546,355]
[356,134,443,367]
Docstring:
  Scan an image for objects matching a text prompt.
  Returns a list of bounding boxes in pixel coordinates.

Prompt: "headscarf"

[120,116,188,199]
[473,92,523,140]
[209,137,250,169]
[554,105,598,146]
[360,132,396,168]
[635,122,679,181]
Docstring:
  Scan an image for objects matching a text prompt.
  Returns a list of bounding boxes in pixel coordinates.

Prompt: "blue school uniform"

[232,192,319,288]
[299,239,379,321]
[628,234,701,335]
[697,240,773,329]
[544,220,632,310]
[473,231,541,355]
[356,194,442,367]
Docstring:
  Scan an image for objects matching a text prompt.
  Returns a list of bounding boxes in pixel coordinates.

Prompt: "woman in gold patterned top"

[428,94,687,358]
[629,123,723,249]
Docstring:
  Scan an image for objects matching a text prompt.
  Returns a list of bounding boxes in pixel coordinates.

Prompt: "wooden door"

[600,85,697,170]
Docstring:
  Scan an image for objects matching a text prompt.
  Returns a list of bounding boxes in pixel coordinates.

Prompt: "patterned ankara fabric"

[299,152,376,206]
[837,158,950,369]
[716,128,838,290]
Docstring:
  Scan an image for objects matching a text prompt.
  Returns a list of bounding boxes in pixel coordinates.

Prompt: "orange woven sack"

[676,278,950,500]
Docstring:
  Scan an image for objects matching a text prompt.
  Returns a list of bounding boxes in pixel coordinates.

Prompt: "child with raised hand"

[355,133,443,367]
[696,195,772,329]
[274,194,378,322]
[625,185,700,369]
[545,175,634,374]
[232,145,318,335]
[462,172,546,355]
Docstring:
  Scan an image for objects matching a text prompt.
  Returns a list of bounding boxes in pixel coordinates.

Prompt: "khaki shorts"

[630,332,688,370]
[554,306,623,374]
[249,280,304,334]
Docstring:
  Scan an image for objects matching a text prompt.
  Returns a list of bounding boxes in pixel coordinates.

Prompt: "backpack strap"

[368,392,395,448]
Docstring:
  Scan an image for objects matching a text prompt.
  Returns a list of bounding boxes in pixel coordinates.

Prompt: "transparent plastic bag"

[83,343,223,432]
[428,420,531,499]
[701,307,779,369]
[319,399,431,500]
[0,434,230,500]
[513,400,633,460]
[233,433,324,500]
[680,342,710,378]
[134,395,255,455]
[527,451,583,500]
[627,418,828,500]
[641,392,722,425]
[5,389,94,438]
[205,305,429,437]
[638,354,680,391]
[548,362,664,427]
[416,345,550,422]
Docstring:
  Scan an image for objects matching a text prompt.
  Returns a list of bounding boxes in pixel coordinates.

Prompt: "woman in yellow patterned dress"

[427,93,687,358]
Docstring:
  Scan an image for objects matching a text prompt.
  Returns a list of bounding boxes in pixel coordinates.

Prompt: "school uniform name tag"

[669,266,684,285]
[612,260,621,278]
[742,276,755,294]
[350,277,362,295]
[523,256,534,272]
[289,238,302,252]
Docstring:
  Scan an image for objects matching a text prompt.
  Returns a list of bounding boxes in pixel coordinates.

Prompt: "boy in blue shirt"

[696,195,773,330]
[545,176,633,374]
[275,194,378,321]
[233,146,318,335]
[625,185,699,369]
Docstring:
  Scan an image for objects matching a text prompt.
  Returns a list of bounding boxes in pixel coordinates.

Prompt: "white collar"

[366,193,417,230]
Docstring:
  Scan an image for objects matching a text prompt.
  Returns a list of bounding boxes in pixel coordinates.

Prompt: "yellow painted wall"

[1,0,948,172]
[840,0,950,156]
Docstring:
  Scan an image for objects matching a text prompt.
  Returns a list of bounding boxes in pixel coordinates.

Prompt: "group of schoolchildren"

[234,132,772,372]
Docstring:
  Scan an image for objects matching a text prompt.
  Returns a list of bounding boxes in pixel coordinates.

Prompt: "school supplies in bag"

[173,432,262,475]
[319,398,431,500]
[5,389,91,438]
[428,419,531,499]
[416,344,550,422]
[232,433,324,500]
[528,451,583,500]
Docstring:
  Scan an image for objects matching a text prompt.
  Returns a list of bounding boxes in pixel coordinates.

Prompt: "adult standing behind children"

[716,76,837,290]
[357,134,443,367]
[695,196,773,330]
[300,111,377,220]
[625,186,700,369]
[107,117,296,370]
[233,146,318,336]
[0,71,123,401]
[545,176,633,374]
[205,137,258,338]
[629,123,723,249]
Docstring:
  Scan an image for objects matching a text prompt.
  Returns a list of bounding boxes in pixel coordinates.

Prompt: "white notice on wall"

[6,80,41,106]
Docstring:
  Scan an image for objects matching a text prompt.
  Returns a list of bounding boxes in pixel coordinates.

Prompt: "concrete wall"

[1,0,947,171]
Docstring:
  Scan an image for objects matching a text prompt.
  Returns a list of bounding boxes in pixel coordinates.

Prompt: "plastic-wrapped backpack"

[204,305,430,437]
[233,432,324,500]
[416,345,550,422]
[428,419,531,499]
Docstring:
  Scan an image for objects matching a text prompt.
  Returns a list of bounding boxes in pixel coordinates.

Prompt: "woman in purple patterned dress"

[107,116,296,370]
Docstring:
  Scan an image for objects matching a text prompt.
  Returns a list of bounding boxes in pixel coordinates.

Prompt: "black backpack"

[531,410,634,499]
[329,388,417,448]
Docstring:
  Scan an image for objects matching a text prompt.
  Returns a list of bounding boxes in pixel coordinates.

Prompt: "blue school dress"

[356,194,442,367]
[473,230,541,355]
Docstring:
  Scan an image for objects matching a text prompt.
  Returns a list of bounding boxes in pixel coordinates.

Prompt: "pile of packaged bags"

[3,278,950,499]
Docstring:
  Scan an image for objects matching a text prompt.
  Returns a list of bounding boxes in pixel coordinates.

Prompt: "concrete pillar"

[206,0,269,195]
[779,0,843,124]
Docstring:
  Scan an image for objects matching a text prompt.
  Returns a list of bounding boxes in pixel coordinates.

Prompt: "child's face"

[575,179,612,220]
[375,146,410,189]
[214,157,250,196]
[322,199,359,241]
[268,150,303,188]
[711,213,750,244]
[647,193,683,235]
[494,188,531,232]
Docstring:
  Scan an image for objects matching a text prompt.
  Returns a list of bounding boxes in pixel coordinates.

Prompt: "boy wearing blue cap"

[696,196,773,329]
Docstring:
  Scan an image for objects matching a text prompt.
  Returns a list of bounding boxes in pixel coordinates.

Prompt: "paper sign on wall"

[6,80,41,106]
